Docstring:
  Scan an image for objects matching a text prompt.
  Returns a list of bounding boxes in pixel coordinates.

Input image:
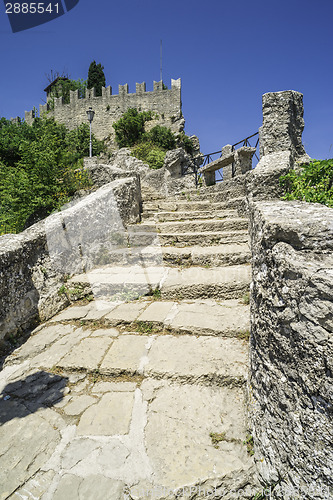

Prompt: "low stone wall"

[248,200,333,499]
[0,177,141,341]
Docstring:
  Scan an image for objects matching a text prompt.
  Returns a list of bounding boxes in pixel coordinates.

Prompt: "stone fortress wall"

[24,79,183,142]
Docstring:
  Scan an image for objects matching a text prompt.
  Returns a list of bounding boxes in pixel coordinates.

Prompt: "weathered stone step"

[75,242,250,268]
[49,298,250,338]
[174,185,246,202]
[68,264,251,301]
[142,209,239,222]
[24,322,247,386]
[131,218,248,235]
[161,265,251,300]
[142,198,245,213]
[97,334,247,386]
[159,230,249,247]
[161,243,251,266]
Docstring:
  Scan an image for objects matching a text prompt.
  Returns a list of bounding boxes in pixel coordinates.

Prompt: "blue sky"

[0,0,332,159]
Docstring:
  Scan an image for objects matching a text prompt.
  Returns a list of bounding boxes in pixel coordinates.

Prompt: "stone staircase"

[0,185,259,499]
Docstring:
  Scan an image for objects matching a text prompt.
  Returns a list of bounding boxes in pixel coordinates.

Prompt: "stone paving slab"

[166,299,250,336]
[77,391,135,436]
[99,335,151,376]
[145,335,248,384]
[137,301,176,323]
[142,382,250,488]
[104,301,150,323]
[57,337,113,371]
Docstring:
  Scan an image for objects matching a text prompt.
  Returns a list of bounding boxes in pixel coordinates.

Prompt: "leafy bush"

[146,149,166,169]
[113,108,195,169]
[147,125,176,150]
[176,131,194,155]
[0,117,105,234]
[131,141,166,169]
[280,159,333,208]
[113,108,153,148]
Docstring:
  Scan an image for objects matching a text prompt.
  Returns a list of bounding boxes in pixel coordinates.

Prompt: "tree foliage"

[0,117,105,234]
[47,78,87,109]
[112,108,195,169]
[87,61,106,97]
[113,108,153,148]
[280,159,333,208]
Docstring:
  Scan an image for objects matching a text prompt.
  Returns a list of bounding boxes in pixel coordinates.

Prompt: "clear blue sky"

[0,0,332,159]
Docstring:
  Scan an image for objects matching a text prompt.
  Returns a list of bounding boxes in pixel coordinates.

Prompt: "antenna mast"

[160,39,163,82]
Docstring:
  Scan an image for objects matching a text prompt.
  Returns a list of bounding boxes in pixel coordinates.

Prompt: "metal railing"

[197,131,260,185]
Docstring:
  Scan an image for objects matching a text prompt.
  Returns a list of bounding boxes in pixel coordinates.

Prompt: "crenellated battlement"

[24,79,183,142]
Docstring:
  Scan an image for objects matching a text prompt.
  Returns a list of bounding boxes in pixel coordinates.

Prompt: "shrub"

[113,108,153,148]
[0,116,105,233]
[176,131,194,155]
[147,125,176,150]
[131,141,166,169]
[280,159,333,208]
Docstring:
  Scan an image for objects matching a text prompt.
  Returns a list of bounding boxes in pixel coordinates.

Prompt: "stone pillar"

[221,145,234,180]
[203,171,215,186]
[234,147,256,176]
[259,90,307,160]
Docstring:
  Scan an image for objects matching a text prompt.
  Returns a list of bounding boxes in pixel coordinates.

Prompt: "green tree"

[87,61,106,97]
[0,117,105,234]
[113,108,153,148]
[47,79,87,109]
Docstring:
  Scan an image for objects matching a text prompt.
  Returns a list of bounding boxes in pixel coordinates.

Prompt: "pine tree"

[87,61,106,97]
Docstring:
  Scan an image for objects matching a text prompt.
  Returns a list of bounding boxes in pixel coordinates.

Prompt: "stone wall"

[0,177,141,341]
[25,79,183,142]
[248,200,333,499]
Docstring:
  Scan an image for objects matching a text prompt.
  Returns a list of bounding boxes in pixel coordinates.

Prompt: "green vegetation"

[47,78,87,110]
[242,292,250,305]
[244,433,254,456]
[113,108,194,170]
[209,431,226,448]
[280,159,333,207]
[87,61,106,97]
[112,108,154,148]
[0,116,105,234]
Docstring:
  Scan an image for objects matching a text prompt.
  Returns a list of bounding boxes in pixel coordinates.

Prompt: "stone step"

[161,243,251,266]
[173,185,246,203]
[132,218,248,234]
[142,197,245,213]
[68,264,251,301]
[126,229,249,248]
[142,209,239,222]
[49,297,250,338]
[160,265,251,300]
[73,242,250,268]
[159,230,249,247]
